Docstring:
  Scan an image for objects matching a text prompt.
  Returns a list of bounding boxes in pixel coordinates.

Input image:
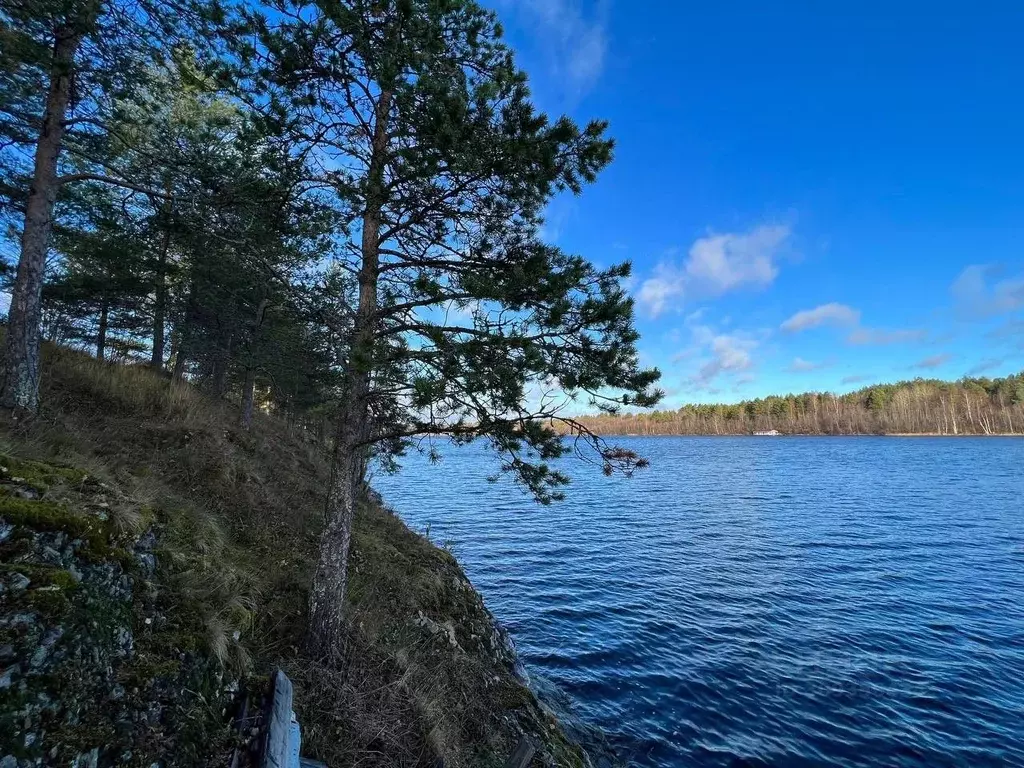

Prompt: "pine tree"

[0,0,204,411]
[43,185,149,359]
[243,0,661,657]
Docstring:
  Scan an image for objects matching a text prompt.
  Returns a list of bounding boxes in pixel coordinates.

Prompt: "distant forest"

[574,372,1024,436]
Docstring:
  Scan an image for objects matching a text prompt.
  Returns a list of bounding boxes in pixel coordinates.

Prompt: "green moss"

[47,722,117,757]
[0,563,79,590]
[0,496,111,553]
[141,619,205,655]
[118,655,182,687]
[494,680,531,710]
[21,587,72,618]
[0,454,86,492]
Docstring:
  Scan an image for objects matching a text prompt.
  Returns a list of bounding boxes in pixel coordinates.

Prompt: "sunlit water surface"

[375,437,1024,767]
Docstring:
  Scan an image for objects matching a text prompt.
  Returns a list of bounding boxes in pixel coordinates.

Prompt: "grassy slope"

[0,344,589,767]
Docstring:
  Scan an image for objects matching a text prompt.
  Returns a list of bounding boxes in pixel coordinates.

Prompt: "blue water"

[374,437,1024,767]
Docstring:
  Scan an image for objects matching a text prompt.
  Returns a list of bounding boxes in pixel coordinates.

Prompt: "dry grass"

[0,342,592,768]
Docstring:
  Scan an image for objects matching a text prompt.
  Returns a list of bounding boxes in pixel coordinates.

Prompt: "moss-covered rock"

[0,454,86,494]
[0,455,240,767]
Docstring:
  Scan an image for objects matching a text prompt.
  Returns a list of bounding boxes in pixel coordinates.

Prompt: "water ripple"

[376,437,1024,767]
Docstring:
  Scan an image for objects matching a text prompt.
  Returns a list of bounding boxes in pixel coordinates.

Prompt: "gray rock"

[114,627,133,657]
[0,665,17,689]
[0,520,13,543]
[39,546,62,565]
[9,573,30,592]
[29,628,63,669]
[135,552,157,576]
[72,749,99,768]
[0,755,17,768]
[0,645,14,662]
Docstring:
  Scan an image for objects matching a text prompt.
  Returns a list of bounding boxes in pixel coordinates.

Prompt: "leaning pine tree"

[243,0,662,657]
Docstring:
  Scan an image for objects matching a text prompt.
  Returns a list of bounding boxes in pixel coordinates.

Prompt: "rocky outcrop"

[0,456,238,767]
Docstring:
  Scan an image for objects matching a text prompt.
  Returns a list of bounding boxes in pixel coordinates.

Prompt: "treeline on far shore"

[573,372,1024,436]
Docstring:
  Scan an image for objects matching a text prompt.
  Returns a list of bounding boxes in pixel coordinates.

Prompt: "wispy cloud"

[951,264,1024,318]
[847,327,927,346]
[788,357,829,372]
[966,358,1004,376]
[692,333,757,388]
[781,302,860,332]
[911,353,953,370]
[782,301,924,347]
[638,225,791,317]
[638,261,688,319]
[678,324,762,391]
[496,0,609,98]
[988,318,1024,349]
[841,374,871,385]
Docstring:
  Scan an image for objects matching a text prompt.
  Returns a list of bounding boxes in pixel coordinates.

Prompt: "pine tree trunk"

[171,288,196,383]
[0,26,84,412]
[307,89,392,661]
[96,300,109,360]
[239,299,269,430]
[240,367,256,430]
[151,227,171,370]
[171,340,188,383]
[211,333,233,398]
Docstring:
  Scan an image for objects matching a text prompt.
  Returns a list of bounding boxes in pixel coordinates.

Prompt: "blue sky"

[490,1,1024,406]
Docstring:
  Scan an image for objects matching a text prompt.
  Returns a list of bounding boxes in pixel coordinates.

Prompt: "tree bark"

[171,287,196,383]
[96,299,109,360]
[171,338,188,382]
[240,367,256,430]
[0,25,86,412]
[307,89,392,660]
[151,226,171,370]
[211,332,233,398]
[239,298,269,431]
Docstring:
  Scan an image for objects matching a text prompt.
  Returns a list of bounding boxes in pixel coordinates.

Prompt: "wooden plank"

[263,669,294,768]
[503,736,537,768]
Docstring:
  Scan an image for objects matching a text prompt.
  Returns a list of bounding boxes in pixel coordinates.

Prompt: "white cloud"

[847,327,926,345]
[781,302,860,332]
[497,0,608,97]
[781,302,924,347]
[952,264,1024,317]
[911,353,953,370]
[687,225,787,293]
[841,374,870,385]
[637,224,791,317]
[637,262,687,318]
[688,330,758,389]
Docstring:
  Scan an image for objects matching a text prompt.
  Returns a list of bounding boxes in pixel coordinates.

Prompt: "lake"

[374,437,1024,767]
